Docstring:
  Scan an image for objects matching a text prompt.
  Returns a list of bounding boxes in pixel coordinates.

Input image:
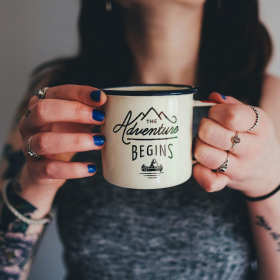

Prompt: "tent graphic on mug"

[141,158,163,172]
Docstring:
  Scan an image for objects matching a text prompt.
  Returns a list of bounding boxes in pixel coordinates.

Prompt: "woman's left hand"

[193,92,280,197]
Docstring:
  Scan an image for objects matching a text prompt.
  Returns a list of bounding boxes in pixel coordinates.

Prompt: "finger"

[42,85,107,107]
[193,136,240,179]
[208,92,244,105]
[20,97,38,120]
[197,117,256,156]
[27,132,105,156]
[23,99,105,130]
[27,158,97,180]
[28,96,39,107]
[208,103,266,134]
[193,163,230,193]
[49,123,96,134]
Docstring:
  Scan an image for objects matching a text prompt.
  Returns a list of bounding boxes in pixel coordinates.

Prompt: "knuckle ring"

[215,152,229,173]
[27,136,40,158]
[35,87,50,100]
[247,105,259,132]
[227,132,241,152]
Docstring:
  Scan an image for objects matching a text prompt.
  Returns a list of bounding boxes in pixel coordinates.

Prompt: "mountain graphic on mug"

[136,107,177,123]
[141,158,163,172]
[113,107,179,145]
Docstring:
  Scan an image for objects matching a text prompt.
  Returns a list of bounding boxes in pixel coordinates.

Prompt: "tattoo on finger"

[25,109,31,118]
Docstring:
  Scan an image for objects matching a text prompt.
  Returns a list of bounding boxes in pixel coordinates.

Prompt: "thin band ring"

[27,136,40,158]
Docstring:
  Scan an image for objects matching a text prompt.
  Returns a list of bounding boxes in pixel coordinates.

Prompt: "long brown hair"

[29,0,272,106]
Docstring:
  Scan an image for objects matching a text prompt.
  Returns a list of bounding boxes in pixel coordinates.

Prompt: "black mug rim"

[101,84,198,96]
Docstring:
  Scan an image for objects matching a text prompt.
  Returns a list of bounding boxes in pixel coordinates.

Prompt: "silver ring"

[27,136,40,158]
[216,153,229,173]
[247,105,259,132]
[228,132,241,152]
[35,87,50,100]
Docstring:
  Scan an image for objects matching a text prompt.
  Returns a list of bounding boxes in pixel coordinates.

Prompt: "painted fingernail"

[88,164,96,173]
[90,90,101,102]
[92,109,105,121]
[93,135,105,146]
[219,93,226,100]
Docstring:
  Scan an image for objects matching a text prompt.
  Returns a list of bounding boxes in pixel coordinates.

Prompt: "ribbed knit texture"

[56,107,253,280]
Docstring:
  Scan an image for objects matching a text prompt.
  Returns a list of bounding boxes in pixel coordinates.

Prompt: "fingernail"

[88,164,96,173]
[219,93,226,100]
[92,109,105,122]
[93,135,105,146]
[90,90,101,102]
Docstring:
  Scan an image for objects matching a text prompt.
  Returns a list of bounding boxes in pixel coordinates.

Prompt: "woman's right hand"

[19,85,107,190]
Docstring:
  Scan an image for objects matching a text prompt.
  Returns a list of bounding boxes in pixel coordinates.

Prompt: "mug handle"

[192,100,218,165]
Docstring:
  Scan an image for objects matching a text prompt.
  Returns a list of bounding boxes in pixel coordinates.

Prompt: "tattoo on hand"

[25,109,31,118]
[0,181,40,279]
[255,215,271,230]
[255,215,280,253]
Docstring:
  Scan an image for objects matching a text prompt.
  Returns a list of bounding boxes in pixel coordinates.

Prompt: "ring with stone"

[35,87,50,100]
[228,132,241,152]
[215,153,229,173]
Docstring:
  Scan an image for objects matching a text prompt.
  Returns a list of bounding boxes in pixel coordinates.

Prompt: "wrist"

[246,186,280,211]
[243,185,280,202]
[2,181,53,225]
[241,176,280,198]
[19,181,56,219]
[14,167,59,219]
[241,179,280,203]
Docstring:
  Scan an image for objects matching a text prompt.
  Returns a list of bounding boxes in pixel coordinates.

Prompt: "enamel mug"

[101,85,216,190]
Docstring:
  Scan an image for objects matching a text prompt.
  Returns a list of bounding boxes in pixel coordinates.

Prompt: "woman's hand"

[193,92,280,197]
[18,85,107,189]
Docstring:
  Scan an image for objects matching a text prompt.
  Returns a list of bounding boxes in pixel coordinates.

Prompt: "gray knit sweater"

[56,106,254,280]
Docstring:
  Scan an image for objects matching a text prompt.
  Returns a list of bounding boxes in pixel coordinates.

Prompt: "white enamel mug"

[101,85,216,190]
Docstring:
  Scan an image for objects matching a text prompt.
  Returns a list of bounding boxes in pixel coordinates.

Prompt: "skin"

[0,0,280,279]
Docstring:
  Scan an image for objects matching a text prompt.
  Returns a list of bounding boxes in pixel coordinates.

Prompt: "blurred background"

[0,1,280,279]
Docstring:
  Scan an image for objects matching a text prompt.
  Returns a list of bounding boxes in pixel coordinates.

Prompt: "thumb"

[193,163,231,193]
[208,92,243,105]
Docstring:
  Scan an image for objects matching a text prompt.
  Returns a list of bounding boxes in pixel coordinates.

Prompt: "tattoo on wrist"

[0,181,40,279]
[255,215,271,230]
[255,215,280,253]
[277,243,280,252]
[270,232,280,240]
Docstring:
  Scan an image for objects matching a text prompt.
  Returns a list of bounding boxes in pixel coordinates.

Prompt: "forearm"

[247,189,280,280]
[0,149,56,279]
[0,179,45,280]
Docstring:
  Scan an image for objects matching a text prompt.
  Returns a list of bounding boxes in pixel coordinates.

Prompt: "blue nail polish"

[93,135,105,146]
[88,164,96,173]
[90,90,101,102]
[219,93,226,100]
[92,109,105,122]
